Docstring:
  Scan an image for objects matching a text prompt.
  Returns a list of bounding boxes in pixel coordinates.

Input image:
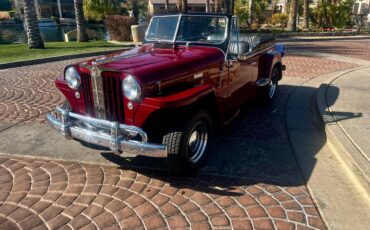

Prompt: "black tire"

[162,110,213,174]
[61,100,72,111]
[260,67,280,103]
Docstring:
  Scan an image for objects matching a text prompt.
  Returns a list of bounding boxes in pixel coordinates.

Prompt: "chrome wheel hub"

[269,69,278,99]
[188,121,208,163]
[269,81,277,98]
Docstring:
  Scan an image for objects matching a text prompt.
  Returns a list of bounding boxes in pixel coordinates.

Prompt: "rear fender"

[258,50,282,82]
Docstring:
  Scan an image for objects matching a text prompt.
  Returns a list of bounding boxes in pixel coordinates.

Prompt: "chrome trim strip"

[47,108,167,158]
[90,66,106,119]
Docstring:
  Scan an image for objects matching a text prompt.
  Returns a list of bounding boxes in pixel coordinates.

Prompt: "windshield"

[145,15,228,44]
[146,16,179,41]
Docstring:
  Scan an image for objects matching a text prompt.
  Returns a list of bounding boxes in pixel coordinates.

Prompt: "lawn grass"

[0,41,128,64]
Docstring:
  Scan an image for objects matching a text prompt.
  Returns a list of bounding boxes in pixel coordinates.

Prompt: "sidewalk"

[317,66,370,192]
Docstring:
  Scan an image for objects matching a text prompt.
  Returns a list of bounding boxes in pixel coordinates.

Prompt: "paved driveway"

[1,37,368,229]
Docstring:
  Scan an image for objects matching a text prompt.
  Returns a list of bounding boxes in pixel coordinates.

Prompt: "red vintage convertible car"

[48,13,285,173]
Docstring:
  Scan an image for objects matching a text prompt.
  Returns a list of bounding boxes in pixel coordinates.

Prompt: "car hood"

[83,44,225,85]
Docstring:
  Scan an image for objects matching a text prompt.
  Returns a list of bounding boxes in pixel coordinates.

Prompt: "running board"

[256,78,270,87]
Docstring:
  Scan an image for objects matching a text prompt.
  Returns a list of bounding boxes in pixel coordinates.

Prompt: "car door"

[227,18,257,111]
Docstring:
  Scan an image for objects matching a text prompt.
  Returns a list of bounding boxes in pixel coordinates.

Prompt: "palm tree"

[225,0,230,13]
[214,0,221,12]
[176,0,182,12]
[303,0,309,29]
[287,0,297,31]
[23,0,44,48]
[206,0,210,12]
[165,0,169,12]
[74,0,88,42]
[248,0,254,27]
[130,0,139,22]
[230,0,235,14]
[182,0,188,13]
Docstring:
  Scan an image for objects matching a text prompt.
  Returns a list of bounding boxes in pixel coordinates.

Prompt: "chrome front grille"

[79,66,125,123]
[80,70,95,116]
[102,72,125,124]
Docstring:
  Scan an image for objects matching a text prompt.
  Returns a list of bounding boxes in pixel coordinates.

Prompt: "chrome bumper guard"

[47,107,167,158]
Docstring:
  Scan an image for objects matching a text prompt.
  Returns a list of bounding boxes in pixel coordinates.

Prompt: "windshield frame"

[144,14,230,46]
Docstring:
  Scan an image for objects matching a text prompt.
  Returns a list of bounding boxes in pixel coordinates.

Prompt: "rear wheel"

[260,67,280,103]
[162,110,213,174]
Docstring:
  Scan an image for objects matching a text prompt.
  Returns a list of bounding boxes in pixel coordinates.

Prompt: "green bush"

[105,15,136,41]
[312,0,355,29]
[235,0,249,26]
[50,16,60,24]
[272,13,288,30]
[84,0,121,21]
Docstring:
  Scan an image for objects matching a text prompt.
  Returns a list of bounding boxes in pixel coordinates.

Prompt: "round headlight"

[65,67,81,90]
[123,75,141,101]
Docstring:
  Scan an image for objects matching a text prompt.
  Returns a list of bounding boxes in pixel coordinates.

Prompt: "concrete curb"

[286,66,370,229]
[0,48,130,70]
[315,66,370,194]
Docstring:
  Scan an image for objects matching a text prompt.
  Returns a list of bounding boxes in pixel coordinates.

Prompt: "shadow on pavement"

[99,83,361,195]
[324,83,362,122]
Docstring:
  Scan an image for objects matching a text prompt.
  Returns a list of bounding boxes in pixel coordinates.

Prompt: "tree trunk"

[230,0,235,15]
[131,0,139,22]
[248,0,254,26]
[165,0,169,12]
[74,0,88,42]
[181,0,188,13]
[214,0,221,13]
[23,0,44,48]
[328,0,336,27]
[177,0,182,12]
[287,0,297,31]
[225,0,230,14]
[303,0,309,29]
[206,0,210,12]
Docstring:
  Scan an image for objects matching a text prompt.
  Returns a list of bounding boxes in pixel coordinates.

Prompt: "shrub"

[105,15,136,41]
[50,16,60,24]
[272,13,288,30]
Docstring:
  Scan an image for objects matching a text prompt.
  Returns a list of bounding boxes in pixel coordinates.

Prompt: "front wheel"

[162,110,213,174]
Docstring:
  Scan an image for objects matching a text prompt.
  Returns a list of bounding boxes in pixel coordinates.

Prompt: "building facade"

[148,0,215,15]
[148,0,289,17]
[13,0,75,19]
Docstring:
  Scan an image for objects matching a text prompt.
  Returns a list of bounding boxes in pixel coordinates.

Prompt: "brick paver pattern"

[283,54,357,79]
[285,38,370,61]
[0,60,75,123]
[0,156,325,230]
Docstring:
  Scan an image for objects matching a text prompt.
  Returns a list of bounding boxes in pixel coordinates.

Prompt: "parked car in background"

[48,13,285,173]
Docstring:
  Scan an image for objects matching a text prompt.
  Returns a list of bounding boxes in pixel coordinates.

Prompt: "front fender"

[133,84,215,127]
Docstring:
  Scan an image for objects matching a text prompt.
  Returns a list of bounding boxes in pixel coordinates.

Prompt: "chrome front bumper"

[47,107,167,158]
